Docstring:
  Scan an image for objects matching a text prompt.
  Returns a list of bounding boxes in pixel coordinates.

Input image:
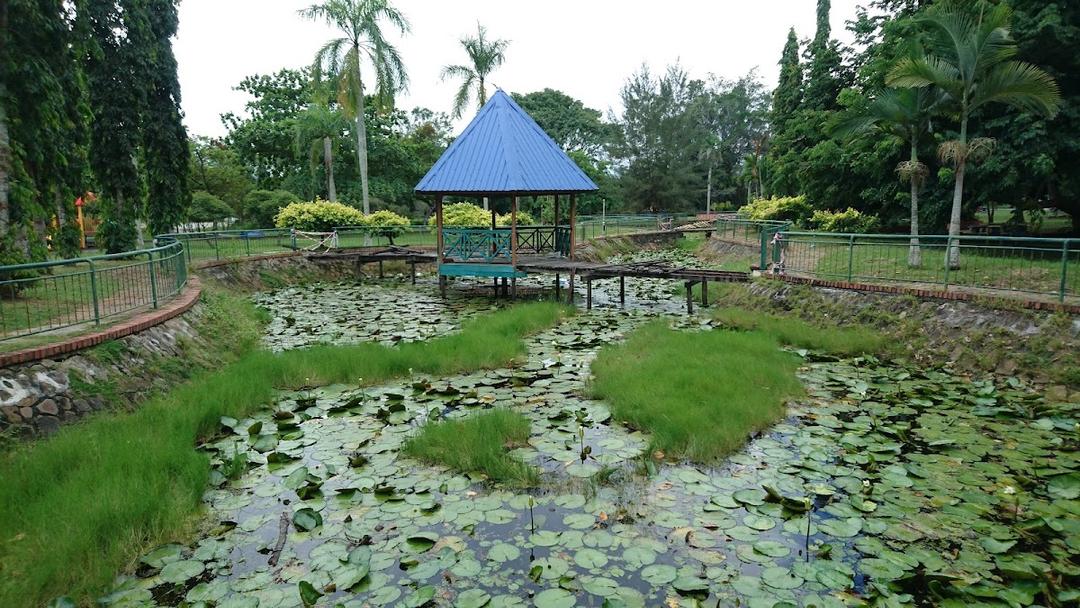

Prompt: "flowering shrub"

[496,211,536,226]
[808,208,879,233]
[274,200,365,232]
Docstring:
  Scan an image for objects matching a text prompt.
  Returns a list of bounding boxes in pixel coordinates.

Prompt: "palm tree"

[441,24,509,119]
[295,102,346,202]
[887,2,1060,268]
[830,88,940,267]
[299,0,410,215]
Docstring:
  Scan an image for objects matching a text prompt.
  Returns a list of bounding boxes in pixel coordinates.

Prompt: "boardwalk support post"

[619,275,625,308]
[586,278,592,310]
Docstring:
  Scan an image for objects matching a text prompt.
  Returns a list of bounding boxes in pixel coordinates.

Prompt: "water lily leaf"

[761,566,803,590]
[298,581,322,607]
[1047,473,1080,500]
[574,548,609,569]
[673,576,708,595]
[980,537,1017,554]
[818,516,863,538]
[159,559,204,584]
[139,543,184,569]
[456,589,492,608]
[533,588,575,608]
[404,585,436,608]
[292,507,322,532]
[488,542,520,563]
[641,564,677,586]
[406,532,439,552]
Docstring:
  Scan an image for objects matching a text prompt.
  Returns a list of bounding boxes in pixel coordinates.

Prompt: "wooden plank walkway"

[311,248,749,313]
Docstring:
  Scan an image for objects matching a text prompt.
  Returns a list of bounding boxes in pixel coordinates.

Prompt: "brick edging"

[0,277,203,368]
[769,274,1080,314]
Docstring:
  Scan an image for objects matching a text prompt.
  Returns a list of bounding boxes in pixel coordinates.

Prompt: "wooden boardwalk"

[314,247,749,313]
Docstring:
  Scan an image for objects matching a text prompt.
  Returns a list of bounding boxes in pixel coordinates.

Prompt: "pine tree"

[142,0,190,236]
[772,29,803,124]
[803,0,844,110]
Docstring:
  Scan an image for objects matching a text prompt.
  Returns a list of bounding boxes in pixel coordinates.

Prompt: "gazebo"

[415,90,598,296]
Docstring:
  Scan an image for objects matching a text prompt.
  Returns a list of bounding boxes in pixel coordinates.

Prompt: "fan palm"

[299,0,410,215]
[886,2,1060,268]
[830,88,940,267]
[441,24,509,119]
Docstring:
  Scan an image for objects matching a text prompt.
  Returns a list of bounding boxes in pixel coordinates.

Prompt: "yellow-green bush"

[274,200,365,231]
[496,211,536,226]
[362,209,410,240]
[808,208,879,233]
[427,203,537,228]
[737,196,812,224]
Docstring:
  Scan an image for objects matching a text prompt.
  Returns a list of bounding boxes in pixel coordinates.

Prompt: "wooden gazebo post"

[510,196,518,298]
[568,193,577,303]
[435,194,445,297]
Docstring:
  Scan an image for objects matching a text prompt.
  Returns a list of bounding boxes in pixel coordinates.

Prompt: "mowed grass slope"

[590,321,805,462]
[0,302,568,607]
[404,409,538,486]
[712,307,885,356]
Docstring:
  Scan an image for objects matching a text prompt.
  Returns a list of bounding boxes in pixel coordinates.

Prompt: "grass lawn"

[0,302,567,606]
[403,409,539,486]
[590,321,805,462]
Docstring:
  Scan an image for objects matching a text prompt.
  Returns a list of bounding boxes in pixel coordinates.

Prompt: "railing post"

[847,234,855,282]
[88,259,101,325]
[245,232,251,257]
[759,228,768,271]
[943,236,953,290]
[214,236,220,261]
[1061,239,1071,303]
[147,250,159,308]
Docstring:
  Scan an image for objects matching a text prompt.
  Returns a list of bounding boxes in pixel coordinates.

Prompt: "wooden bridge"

[313,246,749,314]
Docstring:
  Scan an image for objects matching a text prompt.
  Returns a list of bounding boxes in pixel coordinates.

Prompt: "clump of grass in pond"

[0,302,567,607]
[403,410,538,486]
[712,306,885,356]
[590,320,804,462]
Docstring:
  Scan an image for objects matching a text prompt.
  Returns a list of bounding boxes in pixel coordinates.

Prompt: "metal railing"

[0,242,188,342]
[156,229,297,264]
[441,226,571,261]
[768,232,1079,303]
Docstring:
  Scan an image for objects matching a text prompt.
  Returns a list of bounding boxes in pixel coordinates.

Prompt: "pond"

[98,274,1079,608]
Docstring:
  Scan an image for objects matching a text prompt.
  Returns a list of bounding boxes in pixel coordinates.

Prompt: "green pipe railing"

[0,242,187,342]
[770,231,1079,303]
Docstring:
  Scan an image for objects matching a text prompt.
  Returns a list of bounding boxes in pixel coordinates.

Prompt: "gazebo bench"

[438,263,528,279]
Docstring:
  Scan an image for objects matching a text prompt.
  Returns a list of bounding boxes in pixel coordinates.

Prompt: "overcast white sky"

[175,0,864,138]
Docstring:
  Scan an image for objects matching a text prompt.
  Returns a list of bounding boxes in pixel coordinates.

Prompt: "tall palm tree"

[830,88,940,267]
[441,24,509,119]
[295,101,346,202]
[887,2,1060,268]
[299,0,410,215]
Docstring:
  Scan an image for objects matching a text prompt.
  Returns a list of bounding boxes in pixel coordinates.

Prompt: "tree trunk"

[946,116,967,270]
[706,166,712,215]
[353,45,370,215]
[323,136,336,202]
[478,76,486,106]
[907,137,921,268]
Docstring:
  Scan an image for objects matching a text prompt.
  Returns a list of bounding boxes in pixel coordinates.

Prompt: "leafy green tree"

[189,137,255,214]
[612,65,710,213]
[831,88,940,265]
[141,0,190,236]
[188,190,234,227]
[888,1,1062,266]
[512,89,612,158]
[83,0,150,252]
[221,69,312,194]
[241,189,301,228]
[299,0,410,215]
[441,23,509,119]
[1,0,90,259]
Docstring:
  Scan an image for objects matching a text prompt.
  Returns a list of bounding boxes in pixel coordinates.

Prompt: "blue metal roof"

[415,90,598,195]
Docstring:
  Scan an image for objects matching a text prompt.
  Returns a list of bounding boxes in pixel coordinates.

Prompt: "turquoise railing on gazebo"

[441,226,571,261]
